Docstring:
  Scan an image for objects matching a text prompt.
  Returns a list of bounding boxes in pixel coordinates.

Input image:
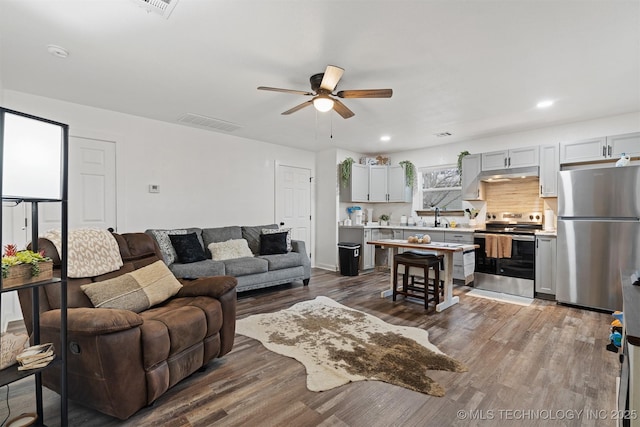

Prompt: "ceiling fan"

[258,65,392,119]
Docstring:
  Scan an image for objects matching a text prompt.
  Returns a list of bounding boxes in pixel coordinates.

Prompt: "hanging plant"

[457,151,470,182]
[399,160,416,188]
[340,157,355,188]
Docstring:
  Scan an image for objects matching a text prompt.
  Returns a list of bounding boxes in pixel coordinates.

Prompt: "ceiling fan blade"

[258,86,313,96]
[336,89,393,98]
[319,65,344,92]
[332,99,355,119]
[282,100,313,115]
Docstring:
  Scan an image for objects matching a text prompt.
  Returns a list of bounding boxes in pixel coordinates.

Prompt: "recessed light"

[380,135,391,142]
[536,100,554,109]
[47,45,69,58]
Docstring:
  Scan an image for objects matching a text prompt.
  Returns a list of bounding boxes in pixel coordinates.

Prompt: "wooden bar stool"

[393,252,444,310]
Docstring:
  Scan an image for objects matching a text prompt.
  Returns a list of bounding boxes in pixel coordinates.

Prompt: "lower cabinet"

[445,231,475,284]
[362,229,379,270]
[535,235,557,297]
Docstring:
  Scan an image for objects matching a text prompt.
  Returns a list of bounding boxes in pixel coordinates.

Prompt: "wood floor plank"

[1,269,620,426]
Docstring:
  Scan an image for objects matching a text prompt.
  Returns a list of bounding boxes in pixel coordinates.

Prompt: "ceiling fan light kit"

[313,95,334,112]
[258,65,392,119]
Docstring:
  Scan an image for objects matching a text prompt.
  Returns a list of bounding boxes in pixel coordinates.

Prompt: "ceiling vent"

[131,0,179,19]
[434,132,452,137]
[178,113,243,133]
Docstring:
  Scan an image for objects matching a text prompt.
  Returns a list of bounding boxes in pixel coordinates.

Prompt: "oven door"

[497,234,535,279]
[474,234,497,274]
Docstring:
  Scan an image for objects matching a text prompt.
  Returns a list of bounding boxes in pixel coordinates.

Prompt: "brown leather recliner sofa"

[18,232,237,420]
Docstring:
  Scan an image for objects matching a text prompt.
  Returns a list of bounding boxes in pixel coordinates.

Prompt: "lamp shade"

[313,96,334,113]
[1,111,64,200]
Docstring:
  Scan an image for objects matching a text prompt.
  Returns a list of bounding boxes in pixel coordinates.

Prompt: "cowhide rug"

[236,296,467,396]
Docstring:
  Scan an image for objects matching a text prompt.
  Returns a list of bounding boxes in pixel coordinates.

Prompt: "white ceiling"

[1,0,639,154]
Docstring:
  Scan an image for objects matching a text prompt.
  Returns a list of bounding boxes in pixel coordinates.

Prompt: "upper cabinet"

[368,165,388,202]
[461,154,484,200]
[560,132,640,164]
[481,146,539,171]
[539,144,559,197]
[340,163,369,202]
[607,132,640,158]
[340,163,411,203]
[387,165,411,202]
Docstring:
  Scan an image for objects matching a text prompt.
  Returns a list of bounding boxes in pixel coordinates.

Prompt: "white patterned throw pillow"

[150,229,187,265]
[262,228,292,252]
[209,239,254,261]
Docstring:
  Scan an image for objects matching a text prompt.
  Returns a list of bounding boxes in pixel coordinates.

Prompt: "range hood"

[479,166,539,182]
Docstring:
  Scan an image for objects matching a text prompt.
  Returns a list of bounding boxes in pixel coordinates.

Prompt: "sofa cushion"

[169,233,206,263]
[223,257,268,276]
[202,226,243,246]
[242,224,278,255]
[208,239,253,261]
[169,259,225,279]
[259,232,288,255]
[262,227,292,251]
[258,252,303,271]
[80,261,182,313]
[148,229,187,265]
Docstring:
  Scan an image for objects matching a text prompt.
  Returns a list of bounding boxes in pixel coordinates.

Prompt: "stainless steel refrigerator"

[556,165,640,311]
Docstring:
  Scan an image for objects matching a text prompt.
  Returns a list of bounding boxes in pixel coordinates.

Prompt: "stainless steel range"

[474,212,543,298]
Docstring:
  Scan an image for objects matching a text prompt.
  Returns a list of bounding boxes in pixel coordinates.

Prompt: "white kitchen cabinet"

[560,137,607,164]
[368,165,388,202]
[340,163,369,202]
[607,132,640,158]
[461,154,484,200]
[535,235,556,296]
[560,133,640,165]
[445,231,475,284]
[362,228,375,270]
[340,164,411,203]
[481,146,539,171]
[539,144,559,197]
[387,165,411,202]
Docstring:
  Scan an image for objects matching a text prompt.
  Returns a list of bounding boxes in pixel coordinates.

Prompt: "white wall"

[3,90,316,233]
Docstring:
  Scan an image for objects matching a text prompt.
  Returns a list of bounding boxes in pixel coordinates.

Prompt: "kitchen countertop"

[339,224,557,236]
[339,224,476,232]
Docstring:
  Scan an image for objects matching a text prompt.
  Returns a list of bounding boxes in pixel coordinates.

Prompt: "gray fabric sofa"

[145,224,310,292]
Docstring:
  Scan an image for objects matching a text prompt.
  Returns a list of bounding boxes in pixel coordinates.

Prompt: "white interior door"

[276,165,311,259]
[39,136,117,232]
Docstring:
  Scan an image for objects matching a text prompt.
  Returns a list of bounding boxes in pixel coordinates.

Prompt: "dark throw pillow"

[260,232,288,255]
[169,232,206,263]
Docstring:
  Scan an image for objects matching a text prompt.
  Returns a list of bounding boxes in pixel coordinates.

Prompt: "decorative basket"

[2,261,53,289]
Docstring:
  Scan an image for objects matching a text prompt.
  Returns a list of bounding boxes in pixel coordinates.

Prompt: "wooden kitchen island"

[367,239,478,312]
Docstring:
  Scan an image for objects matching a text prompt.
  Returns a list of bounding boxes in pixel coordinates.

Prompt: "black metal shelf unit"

[0,108,68,427]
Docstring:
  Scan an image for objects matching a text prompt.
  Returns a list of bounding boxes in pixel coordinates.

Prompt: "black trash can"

[338,242,360,276]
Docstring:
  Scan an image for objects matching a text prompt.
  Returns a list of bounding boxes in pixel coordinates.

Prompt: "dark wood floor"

[2,269,620,426]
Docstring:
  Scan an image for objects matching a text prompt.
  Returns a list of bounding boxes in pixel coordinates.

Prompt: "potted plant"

[457,151,470,184]
[340,157,355,188]
[399,160,416,188]
[379,214,390,226]
[465,208,480,227]
[1,244,52,289]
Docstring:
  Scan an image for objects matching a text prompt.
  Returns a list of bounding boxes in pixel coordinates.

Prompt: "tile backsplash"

[485,177,543,213]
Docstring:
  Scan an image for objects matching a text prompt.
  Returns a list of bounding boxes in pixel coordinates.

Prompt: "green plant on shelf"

[399,160,416,188]
[1,244,51,278]
[340,157,355,188]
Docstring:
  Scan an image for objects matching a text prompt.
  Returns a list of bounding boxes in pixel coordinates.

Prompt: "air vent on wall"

[178,113,243,133]
[130,0,179,19]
